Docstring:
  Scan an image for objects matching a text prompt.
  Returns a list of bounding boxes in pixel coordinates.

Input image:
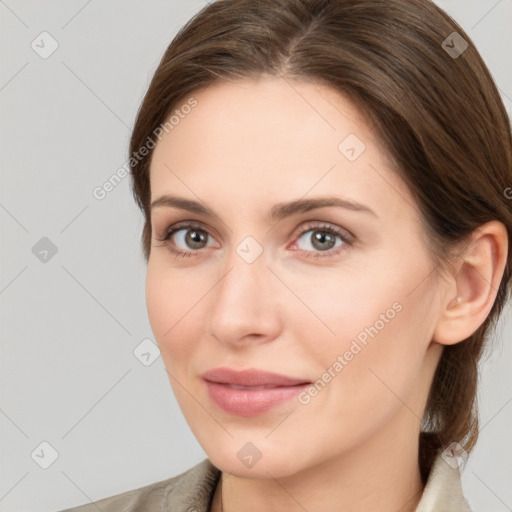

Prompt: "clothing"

[58,450,473,512]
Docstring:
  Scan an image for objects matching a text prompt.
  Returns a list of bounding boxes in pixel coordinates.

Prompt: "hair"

[129,0,512,482]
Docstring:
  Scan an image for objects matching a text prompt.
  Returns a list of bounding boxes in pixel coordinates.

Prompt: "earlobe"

[432,220,508,346]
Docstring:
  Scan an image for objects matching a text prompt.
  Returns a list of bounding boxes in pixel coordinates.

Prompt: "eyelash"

[154,221,354,259]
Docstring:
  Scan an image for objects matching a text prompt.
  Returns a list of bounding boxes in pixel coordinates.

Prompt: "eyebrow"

[151,194,377,222]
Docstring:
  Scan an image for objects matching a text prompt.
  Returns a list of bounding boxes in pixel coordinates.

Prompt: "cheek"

[146,265,211,424]
[299,258,435,402]
[287,262,401,356]
[145,264,201,367]
[289,305,429,457]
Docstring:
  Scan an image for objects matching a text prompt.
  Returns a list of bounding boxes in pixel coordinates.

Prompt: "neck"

[211,416,424,512]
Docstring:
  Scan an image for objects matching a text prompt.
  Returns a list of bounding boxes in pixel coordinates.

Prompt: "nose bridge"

[207,234,279,343]
[215,236,269,313]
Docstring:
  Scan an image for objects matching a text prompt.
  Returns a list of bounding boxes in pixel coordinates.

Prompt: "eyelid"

[291,220,354,245]
[154,220,220,244]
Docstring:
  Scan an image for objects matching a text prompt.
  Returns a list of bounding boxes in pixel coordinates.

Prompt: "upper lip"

[202,367,311,387]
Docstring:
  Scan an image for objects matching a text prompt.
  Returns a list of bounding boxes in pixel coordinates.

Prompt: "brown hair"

[129,0,512,481]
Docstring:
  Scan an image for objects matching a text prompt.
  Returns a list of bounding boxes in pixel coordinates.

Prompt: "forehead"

[149,76,415,224]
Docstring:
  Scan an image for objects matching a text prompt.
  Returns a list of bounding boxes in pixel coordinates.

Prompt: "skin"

[146,75,508,512]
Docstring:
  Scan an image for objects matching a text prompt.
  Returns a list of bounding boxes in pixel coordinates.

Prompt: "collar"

[415,450,473,511]
[165,451,472,511]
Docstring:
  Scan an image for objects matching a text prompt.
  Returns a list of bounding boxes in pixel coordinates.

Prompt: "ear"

[432,220,508,346]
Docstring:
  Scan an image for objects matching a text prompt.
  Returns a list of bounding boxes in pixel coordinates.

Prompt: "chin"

[202,437,313,479]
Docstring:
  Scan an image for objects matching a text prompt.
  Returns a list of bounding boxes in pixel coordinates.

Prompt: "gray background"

[0,1,511,511]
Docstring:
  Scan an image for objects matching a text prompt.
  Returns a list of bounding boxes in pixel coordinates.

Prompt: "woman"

[61,0,511,510]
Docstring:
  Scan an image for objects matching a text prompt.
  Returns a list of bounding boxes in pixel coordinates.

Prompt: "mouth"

[201,366,311,387]
[217,383,306,390]
[201,367,311,416]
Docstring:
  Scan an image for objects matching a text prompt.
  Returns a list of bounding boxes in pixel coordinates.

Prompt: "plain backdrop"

[1,1,511,511]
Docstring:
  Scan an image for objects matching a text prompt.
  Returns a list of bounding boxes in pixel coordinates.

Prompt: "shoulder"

[57,458,221,512]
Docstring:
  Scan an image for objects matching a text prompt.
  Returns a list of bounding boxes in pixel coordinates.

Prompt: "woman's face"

[146,76,445,477]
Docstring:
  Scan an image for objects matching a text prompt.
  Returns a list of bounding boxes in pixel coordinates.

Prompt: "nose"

[207,242,282,349]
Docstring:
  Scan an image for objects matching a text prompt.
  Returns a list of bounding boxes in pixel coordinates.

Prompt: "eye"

[154,220,354,259]
[154,222,217,257]
[291,222,353,259]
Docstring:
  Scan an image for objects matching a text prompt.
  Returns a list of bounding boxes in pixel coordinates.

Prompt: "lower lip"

[204,380,310,416]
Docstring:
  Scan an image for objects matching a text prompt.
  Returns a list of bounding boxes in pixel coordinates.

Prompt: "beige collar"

[164,451,472,511]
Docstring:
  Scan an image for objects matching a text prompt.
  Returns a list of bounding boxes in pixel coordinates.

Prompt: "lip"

[202,367,311,416]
